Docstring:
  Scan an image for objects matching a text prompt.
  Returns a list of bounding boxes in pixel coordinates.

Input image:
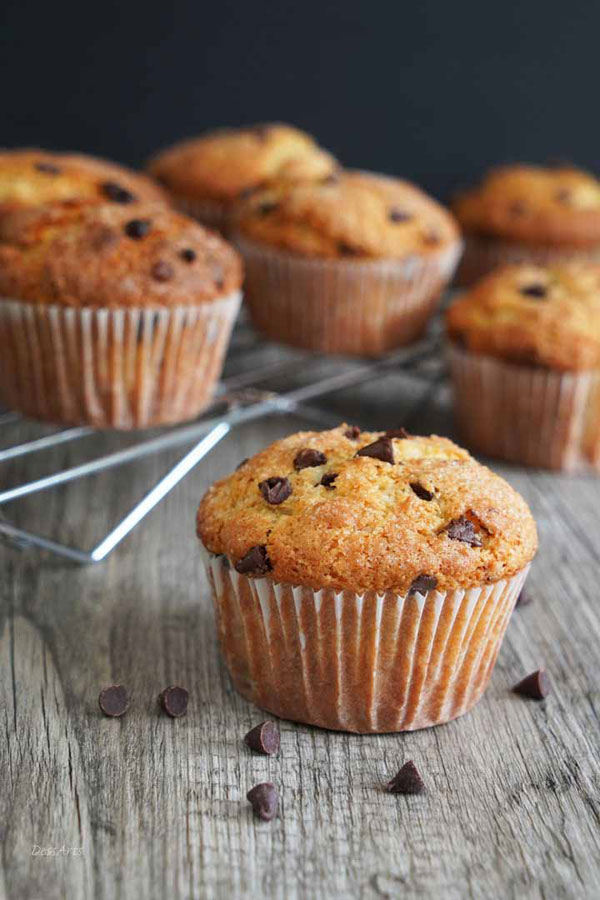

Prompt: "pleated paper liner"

[169,193,231,236]
[0,292,241,430]
[456,233,600,285]
[234,234,463,357]
[203,551,529,733]
[448,342,600,470]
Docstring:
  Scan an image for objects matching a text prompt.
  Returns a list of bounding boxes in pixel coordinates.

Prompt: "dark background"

[1,0,596,201]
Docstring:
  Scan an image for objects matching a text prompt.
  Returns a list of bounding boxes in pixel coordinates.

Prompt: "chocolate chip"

[555,188,571,205]
[235,545,272,576]
[159,685,189,718]
[35,161,61,175]
[344,426,361,440]
[423,229,441,245]
[151,260,174,282]
[251,124,272,141]
[320,472,338,489]
[385,427,410,439]
[244,720,280,755]
[180,248,197,263]
[443,515,482,546]
[259,476,292,505]
[236,457,249,470]
[101,181,135,203]
[294,448,326,470]
[322,172,340,185]
[410,482,433,501]
[520,283,547,299]
[258,201,278,216]
[124,218,151,239]
[247,782,278,821]
[356,437,394,464]
[408,574,437,595]
[515,589,533,608]
[389,207,412,223]
[385,760,425,795]
[513,669,552,700]
[98,685,129,718]
[338,241,358,256]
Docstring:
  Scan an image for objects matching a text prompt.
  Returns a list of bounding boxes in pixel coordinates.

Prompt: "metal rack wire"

[0,315,445,564]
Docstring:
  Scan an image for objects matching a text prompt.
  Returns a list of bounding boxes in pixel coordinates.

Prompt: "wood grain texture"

[1,354,599,900]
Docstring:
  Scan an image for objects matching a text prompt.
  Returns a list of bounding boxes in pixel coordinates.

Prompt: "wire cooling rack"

[0,313,446,564]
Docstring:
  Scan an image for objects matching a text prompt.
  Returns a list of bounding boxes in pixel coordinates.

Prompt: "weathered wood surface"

[1,334,600,900]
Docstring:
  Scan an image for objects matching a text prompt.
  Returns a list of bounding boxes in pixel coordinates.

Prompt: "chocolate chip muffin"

[0,148,168,220]
[147,123,337,233]
[197,425,537,732]
[453,164,600,283]
[233,170,462,356]
[0,201,242,428]
[446,263,600,469]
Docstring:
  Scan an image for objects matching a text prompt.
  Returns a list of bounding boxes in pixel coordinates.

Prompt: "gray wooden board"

[1,352,600,900]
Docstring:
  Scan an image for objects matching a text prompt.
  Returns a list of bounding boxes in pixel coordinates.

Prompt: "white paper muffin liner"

[457,233,600,285]
[202,550,529,733]
[448,342,600,470]
[234,234,463,357]
[0,292,241,430]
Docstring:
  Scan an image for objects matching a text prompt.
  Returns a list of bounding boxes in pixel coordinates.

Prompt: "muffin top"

[446,262,600,370]
[0,148,168,216]
[234,170,460,259]
[0,201,242,307]
[147,124,337,203]
[453,164,600,245]
[197,425,537,593]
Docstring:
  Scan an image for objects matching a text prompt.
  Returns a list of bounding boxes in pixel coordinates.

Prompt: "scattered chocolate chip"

[389,207,412,223]
[443,515,482,546]
[159,685,189,718]
[386,760,425,795]
[385,427,410,439]
[555,188,571,205]
[408,574,438,595]
[338,241,358,256]
[236,457,249,470]
[258,201,278,216]
[98,685,129,718]
[520,283,548,299]
[247,782,278,821]
[180,248,197,263]
[294,448,327,470]
[344,426,361,440]
[244,720,280,755]
[101,181,135,203]
[320,472,338,489]
[235,545,272,576]
[513,669,552,700]
[356,437,394,464]
[410,482,433,501]
[35,161,61,175]
[322,172,340,185]
[124,218,151,239]
[259,476,292,505]
[151,260,174,282]
[515,589,533,608]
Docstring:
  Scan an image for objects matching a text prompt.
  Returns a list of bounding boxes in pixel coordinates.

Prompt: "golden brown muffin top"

[0,148,168,216]
[446,262,600,370]
[147,124,338,203]
[0,201,242,307]
[453,164,600,246]
[197,425,537,593]
[234,170,460,259]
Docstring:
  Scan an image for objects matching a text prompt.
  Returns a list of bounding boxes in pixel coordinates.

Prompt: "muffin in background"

[453,164,600,283]
[197,425,537,733]
[234,170,461,356]
[0,201,242,429]
[447,262,600,469]
[0,148,168,222]
[147,123,337,233]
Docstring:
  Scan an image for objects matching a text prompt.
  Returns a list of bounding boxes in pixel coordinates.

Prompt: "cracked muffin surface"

[197,425,537,592]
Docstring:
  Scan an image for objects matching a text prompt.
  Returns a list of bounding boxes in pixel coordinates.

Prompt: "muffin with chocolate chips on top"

[0,148,168,224]
[447,262,600,469]
[453,163,600,283]
[147,123,337,233]
[197,424,537,732]
[0,201,242,428]
[233,170,461,356]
